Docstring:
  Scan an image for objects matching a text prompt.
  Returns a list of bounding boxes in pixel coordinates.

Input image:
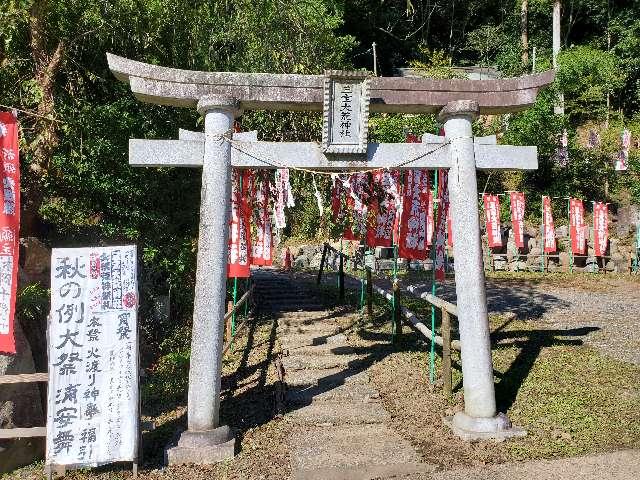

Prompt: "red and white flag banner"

[251,172,273,266]
[398,169,430,259]
[434,170,449,281]
[542,196,556,253]
[593,201,609,257]
[367,170,400,248]
[228,169,252,278]
[0,112,20,354]
[509,192,525,249]
[344,172,369,240]
[273,168,294,229]
[615,129,631,171]
[569,198,586,255]
[483,194,502,248]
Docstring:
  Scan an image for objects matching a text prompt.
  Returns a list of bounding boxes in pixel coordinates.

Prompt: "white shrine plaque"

[321,70,370,155]
[46,245,139,467]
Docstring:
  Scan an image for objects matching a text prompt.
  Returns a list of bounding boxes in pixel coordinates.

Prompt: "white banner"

[46,246,139,467]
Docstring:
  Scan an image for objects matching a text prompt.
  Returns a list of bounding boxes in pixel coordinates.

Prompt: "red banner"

[340,173,369,240]
[367,170,399,248]
[593,202,609,257]
[228,169,252,277]
[0,111,20,354]
[398,169,430,259]
[251,172,273,266]
[542,196,556,253]
[434,170,449,281]
[483,194,502,248]
[510,192,525,249]
[569,198,586,255]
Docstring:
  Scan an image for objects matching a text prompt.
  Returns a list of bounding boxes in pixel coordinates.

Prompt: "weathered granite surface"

[107,53,554,114]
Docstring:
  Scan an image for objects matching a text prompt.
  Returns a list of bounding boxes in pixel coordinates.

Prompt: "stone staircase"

[252,268,433,480]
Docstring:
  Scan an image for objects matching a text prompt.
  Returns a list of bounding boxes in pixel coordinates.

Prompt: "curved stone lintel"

[107,53,555,114]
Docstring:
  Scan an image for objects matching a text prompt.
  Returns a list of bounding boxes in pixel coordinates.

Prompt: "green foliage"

[557,46,626,121]
[142,350,190,411]
[16,283,49,325]
[369,114,439,143]
[408,47,462,79]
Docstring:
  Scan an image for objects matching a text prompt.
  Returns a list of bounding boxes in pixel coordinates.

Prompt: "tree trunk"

[521,0,529,67]
[24,0,65,236]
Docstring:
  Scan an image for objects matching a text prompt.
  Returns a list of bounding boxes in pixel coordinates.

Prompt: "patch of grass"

[311,273,640,465]
[505,341,640,460]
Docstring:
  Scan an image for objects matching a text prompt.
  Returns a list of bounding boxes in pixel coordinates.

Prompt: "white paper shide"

[46,246,139,467]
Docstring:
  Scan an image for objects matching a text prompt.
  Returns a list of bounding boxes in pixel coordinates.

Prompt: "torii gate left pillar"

[164,96,240,464]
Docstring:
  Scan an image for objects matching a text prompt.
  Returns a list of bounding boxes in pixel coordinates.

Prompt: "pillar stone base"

[444,412,527,442]
[165,426,235,465]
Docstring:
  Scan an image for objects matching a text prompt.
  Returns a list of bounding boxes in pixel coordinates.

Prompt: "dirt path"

[430,449,640,480]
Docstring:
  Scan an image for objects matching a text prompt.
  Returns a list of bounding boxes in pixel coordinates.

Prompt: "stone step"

[264,300,321,306]
[289,424,430,480]
[285,367,370,387]
[276,330,347,347]
[265,304,326,312]
[283,354,363,371]
[293,463,432,480]
[286,400,389,426]
[283,343,355,357]
[275,316,335,326]
[276,324,341,336]
[286,382,380,405]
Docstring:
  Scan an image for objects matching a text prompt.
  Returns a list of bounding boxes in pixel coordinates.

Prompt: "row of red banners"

[0,111,21,354]
[483,194,609,256]
[330,172,611,262]
[227,170,276,278]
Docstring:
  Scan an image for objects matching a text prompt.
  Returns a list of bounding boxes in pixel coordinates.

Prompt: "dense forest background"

[1,0,639,361]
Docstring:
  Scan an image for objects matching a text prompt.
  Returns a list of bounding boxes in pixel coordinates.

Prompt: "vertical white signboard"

[46,246,139,467]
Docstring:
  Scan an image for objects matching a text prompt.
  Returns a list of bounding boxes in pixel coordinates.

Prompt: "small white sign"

[46,245,139,467]
[321,70,371,155]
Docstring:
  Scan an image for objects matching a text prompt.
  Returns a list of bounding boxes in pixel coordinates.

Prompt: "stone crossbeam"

[107,53,555,114]
[129,138,537,171]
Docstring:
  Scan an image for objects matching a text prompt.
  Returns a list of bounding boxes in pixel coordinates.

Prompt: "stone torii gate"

[107,53,554,463]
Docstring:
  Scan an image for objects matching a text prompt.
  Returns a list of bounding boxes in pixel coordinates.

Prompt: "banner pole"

[232,277,238,336]
[429,169,439,383]
[244,277,249,316]
[338,238,343,288]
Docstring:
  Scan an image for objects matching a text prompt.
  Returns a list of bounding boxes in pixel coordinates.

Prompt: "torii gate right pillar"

[440,100,525,440]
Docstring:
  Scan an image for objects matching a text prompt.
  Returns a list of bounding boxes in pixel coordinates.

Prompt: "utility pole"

[553,0,565,115]
[605,0,611,128]
[372,42,378,76]
[521,0,529,68]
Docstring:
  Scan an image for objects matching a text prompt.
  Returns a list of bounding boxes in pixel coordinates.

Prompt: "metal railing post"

[442,308,452,397]
[366,267,373,318]
[317,243,327,285]
[338,249,345,301]
[392,280,402,342]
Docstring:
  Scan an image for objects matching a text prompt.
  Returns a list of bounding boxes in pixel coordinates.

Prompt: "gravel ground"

[398,274,640,366]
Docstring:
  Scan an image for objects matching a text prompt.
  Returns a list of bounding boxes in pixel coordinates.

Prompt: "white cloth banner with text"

[47,246,139,468]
